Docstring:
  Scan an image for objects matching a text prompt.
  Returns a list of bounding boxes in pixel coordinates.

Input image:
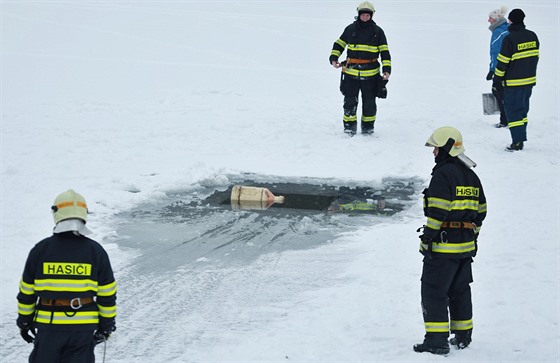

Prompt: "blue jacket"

[489,20,509,72]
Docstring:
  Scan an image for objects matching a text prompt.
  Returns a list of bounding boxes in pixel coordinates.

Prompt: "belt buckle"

[70,298,82,310]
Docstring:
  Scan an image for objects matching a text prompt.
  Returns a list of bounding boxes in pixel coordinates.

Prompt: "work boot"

[494,122,507,128]
[506,142,524,151]
[449,335,471,349]
[343,122,357,136]
[413,342,450,355]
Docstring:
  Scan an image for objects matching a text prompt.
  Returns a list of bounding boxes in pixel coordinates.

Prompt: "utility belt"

[346,57,378,64]
[441,221,476,229]
[40,297,95,310]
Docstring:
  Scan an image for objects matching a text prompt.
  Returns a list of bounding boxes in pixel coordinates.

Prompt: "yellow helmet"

[425,126,465,157]
[52,189,88,224]
[357,1,375,14]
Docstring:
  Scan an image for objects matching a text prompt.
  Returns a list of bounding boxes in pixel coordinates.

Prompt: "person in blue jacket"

[486,6,509,128]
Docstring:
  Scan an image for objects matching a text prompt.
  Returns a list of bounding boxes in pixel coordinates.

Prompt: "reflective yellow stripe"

[509,118,528,127]
[506,77,537,86]
[451,319,473,331]
[497,53,510,63]
[427,197,451,211]
[426,241,476,254]
[331,50,341,57]
[335,38,347,48]
[98,304,117,318]
[35,310,99,325]
[34,278,98,293]
[450,200,479,211]
[495,69,505,77]
[361,115,376,122]
[478,203,487,213]
[347,44,378,53]
[18,302,36,315]
[378,44,389,52]
[425,321,449,333]
[426,217,443,230]
[98,281,117,297]
[19,279,35,295]
[382,60,391,67]
[511,49,539,60]
[343,67,380,78]
[343,114,357,122]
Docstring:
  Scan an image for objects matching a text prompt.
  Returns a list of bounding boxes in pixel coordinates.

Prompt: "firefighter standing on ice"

[329,1,391,136]
[493,8,540,151]
[16,190,117,363]
[413,127,487,355]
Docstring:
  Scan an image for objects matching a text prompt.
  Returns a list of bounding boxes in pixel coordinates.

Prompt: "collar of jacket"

[508,23,526,31]
[489,17,507,31]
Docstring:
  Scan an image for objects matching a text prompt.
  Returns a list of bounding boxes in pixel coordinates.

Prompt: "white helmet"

[357,1,375,14]
[52,189,88,224]
[425,126,465,157]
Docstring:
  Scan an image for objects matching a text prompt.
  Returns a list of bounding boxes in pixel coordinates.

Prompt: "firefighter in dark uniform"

[413,127,487,355]
[16,189,117,363]
[493,9,539,151]
[329,1,391,135]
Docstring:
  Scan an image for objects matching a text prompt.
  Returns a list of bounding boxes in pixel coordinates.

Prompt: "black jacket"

[17,231,117,331]
[330,20,391,79]
[494,23,539,87]
[421,157,487,259]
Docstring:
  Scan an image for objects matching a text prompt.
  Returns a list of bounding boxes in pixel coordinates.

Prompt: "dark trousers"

[504,86,533,143]
[491,87,507,125]
[420,257,473,347]
[342,77,378,133]
[29,330,95,363]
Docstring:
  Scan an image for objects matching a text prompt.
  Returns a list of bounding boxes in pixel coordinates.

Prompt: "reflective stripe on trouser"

[504,86,532,143]
[420,257,473,346]
[342,77,377,132]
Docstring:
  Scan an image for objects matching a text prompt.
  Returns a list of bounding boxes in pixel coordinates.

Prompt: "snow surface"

[1,1,559,362]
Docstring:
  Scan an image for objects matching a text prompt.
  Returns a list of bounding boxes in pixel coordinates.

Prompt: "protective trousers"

[420,257,473,347]
[29,329,96,363]
[342,77,378,133]
[504,86,533,143]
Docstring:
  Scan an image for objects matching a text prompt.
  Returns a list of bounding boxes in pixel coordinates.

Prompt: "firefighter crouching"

[414,127,487,355]
[16,189,117,363]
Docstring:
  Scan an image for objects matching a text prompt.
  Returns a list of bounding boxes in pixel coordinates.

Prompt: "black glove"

[492,79,504,91]
[93,324,116,346]
[16,320,36,344]
[377,78,388,99]
[486,71,494,81]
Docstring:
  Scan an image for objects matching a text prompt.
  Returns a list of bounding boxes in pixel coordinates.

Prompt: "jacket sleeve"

[494,35,513,81]
[423,171,452,240]
[96,248,117,330]
[377,27,392,74]
[330,28,348,64]
[473,177,487,233]
[17,248,38,324]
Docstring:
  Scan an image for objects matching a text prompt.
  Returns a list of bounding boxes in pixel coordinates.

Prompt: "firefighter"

[493,9,540,151]
[329,1,391,136]
[413,127,487,355]
[16,190,117,363]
